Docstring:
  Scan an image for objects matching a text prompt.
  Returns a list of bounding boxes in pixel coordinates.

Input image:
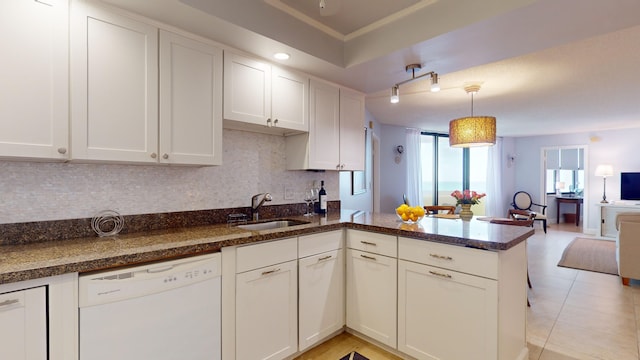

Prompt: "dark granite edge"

[0,211,533,284]
[343,223,533,251]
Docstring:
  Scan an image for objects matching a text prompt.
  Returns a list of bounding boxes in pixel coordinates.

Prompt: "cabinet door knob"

[57,147,67,154]
[341,164,345,169]
[162,153,169,159]
[266,118,272,127]
[150,153,157,159]
[273,118,278,126]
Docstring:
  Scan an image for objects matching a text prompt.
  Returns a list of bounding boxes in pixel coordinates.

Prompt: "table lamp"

[594,164,614,203]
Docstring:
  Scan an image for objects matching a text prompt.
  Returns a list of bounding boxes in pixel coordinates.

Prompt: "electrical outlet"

[284,187,295,200]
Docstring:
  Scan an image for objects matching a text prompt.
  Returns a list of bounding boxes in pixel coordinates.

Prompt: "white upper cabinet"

[71,2,158,163]
[223,52,309,135]
[71,2,222,165]
[339,88,366,171]
[0,0,69,161]
[286,79,365,171]
[159,30,223,166]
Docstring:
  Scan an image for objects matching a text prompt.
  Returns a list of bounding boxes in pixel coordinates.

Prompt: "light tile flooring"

[527,222,640,359]
[298,222,640,360]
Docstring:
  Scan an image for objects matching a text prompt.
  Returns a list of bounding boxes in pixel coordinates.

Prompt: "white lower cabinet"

[0,286,47,360]
[398,260,498,360]
[398,236,528,360]
[235,238,298,360]
[298,231,345,351]
[0,274,78,360]
[346,230,397,349]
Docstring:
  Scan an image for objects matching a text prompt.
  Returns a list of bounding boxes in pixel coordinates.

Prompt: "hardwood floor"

[294,332,402,360]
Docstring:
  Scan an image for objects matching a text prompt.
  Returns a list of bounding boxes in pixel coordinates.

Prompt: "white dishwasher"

[79,253,221,360]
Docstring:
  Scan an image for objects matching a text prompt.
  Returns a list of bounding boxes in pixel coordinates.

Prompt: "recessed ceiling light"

[273,52,290,60]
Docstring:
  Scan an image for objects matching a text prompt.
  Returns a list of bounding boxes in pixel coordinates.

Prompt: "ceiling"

[102,0,640,137]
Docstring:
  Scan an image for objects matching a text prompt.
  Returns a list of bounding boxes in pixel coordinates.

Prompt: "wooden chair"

[423,205,456,215]
[511,191,547,233]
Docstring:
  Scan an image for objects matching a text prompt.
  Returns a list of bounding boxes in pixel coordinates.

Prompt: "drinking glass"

[309,188,318,214]
[303,190,314,216]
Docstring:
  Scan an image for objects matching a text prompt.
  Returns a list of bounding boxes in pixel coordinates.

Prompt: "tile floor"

[527,222,640,359]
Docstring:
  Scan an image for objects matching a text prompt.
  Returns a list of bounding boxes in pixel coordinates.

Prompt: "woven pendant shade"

[449,116,496,147]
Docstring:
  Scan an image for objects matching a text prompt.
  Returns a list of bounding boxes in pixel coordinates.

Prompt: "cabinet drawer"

[236,237,297,273]
[299,230,343,258]
[346,230,396,257]
[398,237,498,279]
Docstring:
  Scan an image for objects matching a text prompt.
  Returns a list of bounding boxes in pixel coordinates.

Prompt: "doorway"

[542,145,589,232]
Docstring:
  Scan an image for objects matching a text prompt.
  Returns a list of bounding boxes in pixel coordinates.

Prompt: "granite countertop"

[0,210,533,284]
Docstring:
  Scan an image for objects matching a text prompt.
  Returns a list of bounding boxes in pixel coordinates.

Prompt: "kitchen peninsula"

[0,210,533,360]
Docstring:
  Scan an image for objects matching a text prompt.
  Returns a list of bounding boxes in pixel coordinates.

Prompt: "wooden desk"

[556,196,583,226]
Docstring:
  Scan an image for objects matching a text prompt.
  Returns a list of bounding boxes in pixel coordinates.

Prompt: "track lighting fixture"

[319,0,326,9]
[389,64,439,103]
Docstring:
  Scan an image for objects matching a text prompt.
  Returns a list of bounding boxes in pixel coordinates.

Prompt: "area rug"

[339,351,369,360]
[557,237,618,275]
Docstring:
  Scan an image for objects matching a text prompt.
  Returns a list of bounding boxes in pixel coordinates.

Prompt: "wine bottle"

[318,180,327,214]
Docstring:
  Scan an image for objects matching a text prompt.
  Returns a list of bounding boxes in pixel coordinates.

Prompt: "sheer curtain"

[485,137,505,217]
[405,128,423,206]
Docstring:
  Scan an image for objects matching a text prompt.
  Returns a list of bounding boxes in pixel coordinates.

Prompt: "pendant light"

[449,84,496,147]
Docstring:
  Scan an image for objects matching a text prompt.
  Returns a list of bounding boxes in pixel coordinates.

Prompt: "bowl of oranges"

[395,204,425,223]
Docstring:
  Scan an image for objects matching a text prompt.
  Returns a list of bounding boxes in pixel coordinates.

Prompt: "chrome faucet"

[251,193,272,221]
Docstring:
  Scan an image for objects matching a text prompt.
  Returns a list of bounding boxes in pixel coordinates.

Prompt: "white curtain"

[405,128,422,207]
[485,137,505,217]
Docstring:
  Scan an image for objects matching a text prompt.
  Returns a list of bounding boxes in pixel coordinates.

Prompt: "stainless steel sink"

[237,220,309,231]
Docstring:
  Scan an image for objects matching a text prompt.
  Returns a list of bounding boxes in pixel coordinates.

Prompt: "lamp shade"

[449,116,496,147]
[595,164,614,177]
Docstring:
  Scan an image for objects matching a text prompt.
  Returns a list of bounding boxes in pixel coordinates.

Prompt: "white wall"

[0,129,339,224]
[379,124,410,213]
[513,127,640,232]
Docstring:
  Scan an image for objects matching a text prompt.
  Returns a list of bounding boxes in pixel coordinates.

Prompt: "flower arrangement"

[451,190,486,205]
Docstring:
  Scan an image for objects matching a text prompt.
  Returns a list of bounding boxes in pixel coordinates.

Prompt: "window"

[420,133,489,215]
[545,147,584,195]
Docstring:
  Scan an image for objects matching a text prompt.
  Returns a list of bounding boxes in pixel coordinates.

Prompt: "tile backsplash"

[0,129,337,224]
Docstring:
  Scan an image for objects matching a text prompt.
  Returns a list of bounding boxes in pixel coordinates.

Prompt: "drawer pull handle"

[360,241,377,246]
[0,299,20,307]
[360,254,377,261]
[318,255,332,262]
[261,268,280,276]
[429,253,453,261]
[429,270,452,279]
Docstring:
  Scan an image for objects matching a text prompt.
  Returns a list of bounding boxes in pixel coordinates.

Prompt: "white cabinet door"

[346,248,397,348]
[339,88,365,171]
[236,260,297,360]
[299,249,344,351]
[71,3,158,163]
[271,66,309,132]
[398,260,498,360]
[159,30,223,165]
[223,52,271,126]
[308,79,340,170]
[286,81,364,171]
[0,286,47,360]
[0,0,68,160]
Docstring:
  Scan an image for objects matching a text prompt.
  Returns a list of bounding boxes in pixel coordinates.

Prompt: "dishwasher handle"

[146,265,174,274]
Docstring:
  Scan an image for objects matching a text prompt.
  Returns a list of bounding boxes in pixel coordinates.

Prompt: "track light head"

[430,73,440,92]
[390,85,399,103]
